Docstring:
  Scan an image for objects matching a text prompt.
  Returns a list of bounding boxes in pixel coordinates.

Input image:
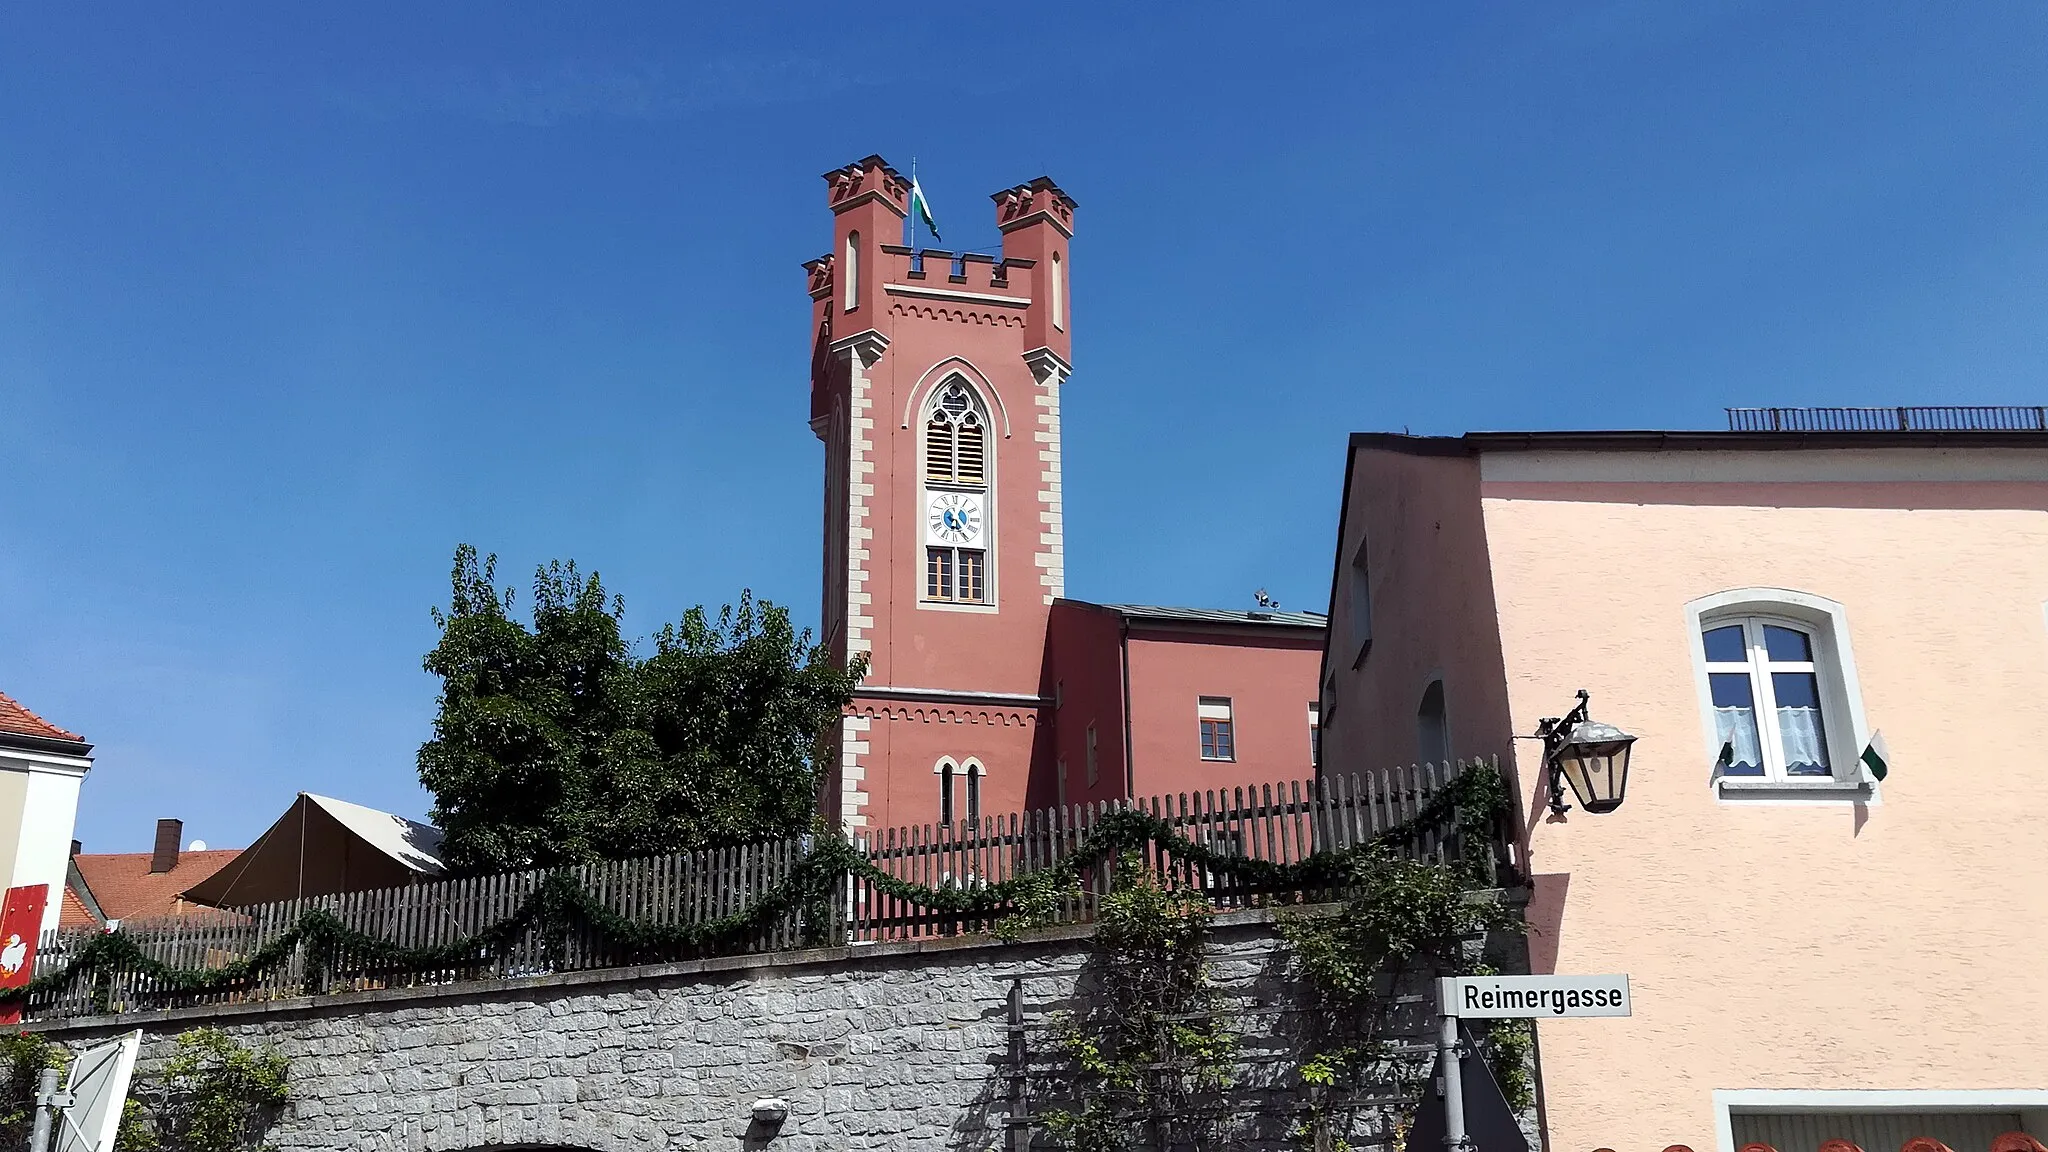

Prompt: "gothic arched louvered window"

[925,379,987,487]
[922,377,992,605]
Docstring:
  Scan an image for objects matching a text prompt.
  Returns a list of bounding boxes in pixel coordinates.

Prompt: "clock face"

[926,492,984,546]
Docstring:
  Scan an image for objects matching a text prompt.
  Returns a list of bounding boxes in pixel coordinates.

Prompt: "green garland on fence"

[8,763,1509,1010]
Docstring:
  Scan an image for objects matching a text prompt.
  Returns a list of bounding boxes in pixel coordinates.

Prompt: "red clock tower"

[806,156,1076,832]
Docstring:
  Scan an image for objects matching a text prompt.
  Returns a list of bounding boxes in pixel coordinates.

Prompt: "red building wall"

[1042,601,1131,810]
[1124,628,1324,800]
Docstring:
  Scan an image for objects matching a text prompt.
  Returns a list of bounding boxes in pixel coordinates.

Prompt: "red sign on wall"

[0,884,48,1026]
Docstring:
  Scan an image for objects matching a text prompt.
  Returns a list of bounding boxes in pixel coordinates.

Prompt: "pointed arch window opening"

[925,379,988,488]
[923,377,992,605]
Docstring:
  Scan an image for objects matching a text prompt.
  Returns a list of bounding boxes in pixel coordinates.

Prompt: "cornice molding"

[1023,346,1072,385]
[828,328,890,369]
[854,685,1052,708]
[884,284,1031,309]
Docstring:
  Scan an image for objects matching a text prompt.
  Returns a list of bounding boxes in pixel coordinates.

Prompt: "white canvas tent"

[181,793,445,908]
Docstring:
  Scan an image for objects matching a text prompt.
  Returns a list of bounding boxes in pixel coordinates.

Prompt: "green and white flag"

[910,176,942,243]
[1860,730,1889,782]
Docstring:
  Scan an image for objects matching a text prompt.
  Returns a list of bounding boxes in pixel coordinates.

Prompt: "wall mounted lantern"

[1538,689,1637,816]
[750,1099,790,1126]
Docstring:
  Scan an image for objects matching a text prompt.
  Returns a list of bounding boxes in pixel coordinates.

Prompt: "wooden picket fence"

[27,757,1510,1021]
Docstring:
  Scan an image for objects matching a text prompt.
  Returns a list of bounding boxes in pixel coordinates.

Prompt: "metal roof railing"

[1727,406,2048,432]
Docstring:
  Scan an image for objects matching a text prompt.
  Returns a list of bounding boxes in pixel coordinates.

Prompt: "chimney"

[70,839,81,858]
[150,818,183,874]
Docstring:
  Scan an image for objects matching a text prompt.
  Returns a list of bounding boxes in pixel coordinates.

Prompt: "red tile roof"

[58,886,99,931]
[70,850,243,923]
[0,690,84,743]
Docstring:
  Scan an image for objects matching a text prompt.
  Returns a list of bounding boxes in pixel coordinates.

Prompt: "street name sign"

[1440,974,1631,1019]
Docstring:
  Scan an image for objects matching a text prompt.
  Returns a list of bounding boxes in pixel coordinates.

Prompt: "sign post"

[1433,974,1631,1152]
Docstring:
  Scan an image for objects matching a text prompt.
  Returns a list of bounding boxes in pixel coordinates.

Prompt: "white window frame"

[1198,696,1235,762]
[1684,588,1875,802]
[1713,1090,2048,1152]
[935,757,958,825]
[962,757,985,827]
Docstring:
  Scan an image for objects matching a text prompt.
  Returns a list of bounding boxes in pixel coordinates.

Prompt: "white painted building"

[0,691,92,934]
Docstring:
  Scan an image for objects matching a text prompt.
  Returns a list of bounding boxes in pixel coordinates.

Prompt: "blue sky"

[5,3,2045,852]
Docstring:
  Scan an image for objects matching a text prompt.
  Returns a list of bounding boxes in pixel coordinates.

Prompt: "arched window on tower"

[844,231,860,312]
[925,379,986,486]
[1051,250,1064,332]
[923,378,990,605]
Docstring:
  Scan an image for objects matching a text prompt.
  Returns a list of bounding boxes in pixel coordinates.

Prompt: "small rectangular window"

[1085,724,1099,786]
[1198,697,1235,761]
[925,548,986,604]
[1307,702,1321,766]
[959,549,985,603]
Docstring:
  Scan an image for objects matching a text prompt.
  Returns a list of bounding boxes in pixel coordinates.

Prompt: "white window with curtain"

[1702,618,1832,778]
[1687,589,1872,798]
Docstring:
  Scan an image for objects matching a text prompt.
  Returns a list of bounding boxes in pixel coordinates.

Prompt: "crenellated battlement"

[992,176,1077,237]
[823,154,909,217]
[804,156,1076,327]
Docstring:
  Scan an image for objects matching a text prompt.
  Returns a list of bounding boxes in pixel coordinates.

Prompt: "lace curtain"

[1713,706,1762,772]
[1714,705,1829,774]
[1776,706,1829,773]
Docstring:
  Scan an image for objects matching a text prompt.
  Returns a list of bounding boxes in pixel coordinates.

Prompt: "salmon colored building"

[803,155,1324,832]
[1317,411,2048,1152]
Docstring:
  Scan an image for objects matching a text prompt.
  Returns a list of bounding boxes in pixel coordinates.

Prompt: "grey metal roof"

[1100,603,1327,629]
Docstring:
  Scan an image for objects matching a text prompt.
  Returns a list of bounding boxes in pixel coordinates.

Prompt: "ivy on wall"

[1,1029,287,1152]
[1039,854,1237,1152]
[1020,765,1524,1152]
[1277,851,1527,1151]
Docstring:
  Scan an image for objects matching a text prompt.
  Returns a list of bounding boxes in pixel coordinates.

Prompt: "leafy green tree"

[417,545,864,872]
[0,1033,67,1149]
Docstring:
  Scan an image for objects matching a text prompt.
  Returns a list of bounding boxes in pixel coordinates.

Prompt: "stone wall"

[33,908,1532,1152]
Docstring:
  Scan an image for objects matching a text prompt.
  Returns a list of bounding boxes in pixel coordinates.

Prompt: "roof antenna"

[1253,589,1280,610]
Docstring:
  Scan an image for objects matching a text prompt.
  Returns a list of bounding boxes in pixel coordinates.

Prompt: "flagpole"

[910,156,919,253]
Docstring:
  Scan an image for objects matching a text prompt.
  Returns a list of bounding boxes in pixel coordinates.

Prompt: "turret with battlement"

[804,154,1076,833]
[797,155,1323,841]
